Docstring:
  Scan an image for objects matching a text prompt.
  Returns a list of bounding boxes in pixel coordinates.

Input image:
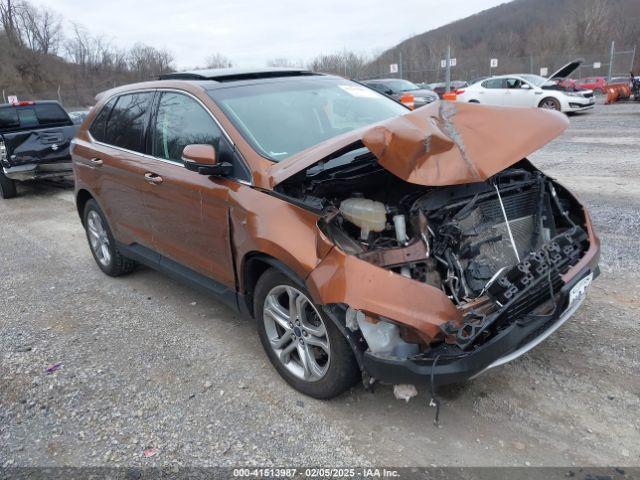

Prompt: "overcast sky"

[33,0,507,69]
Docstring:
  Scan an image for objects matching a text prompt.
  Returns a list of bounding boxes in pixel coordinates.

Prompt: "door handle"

[144,172,163,185]
[89,157,103,167]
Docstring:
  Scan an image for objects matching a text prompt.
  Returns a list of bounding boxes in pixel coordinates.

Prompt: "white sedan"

[456,60,595,113]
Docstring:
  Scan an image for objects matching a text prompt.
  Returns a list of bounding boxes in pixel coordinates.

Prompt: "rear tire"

[0,170,17,199]
[539,97,561,111]
[254,268,360,399]
[83,199,136,277]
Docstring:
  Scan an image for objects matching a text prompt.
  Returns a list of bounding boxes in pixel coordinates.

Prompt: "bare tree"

[205,53,233,68]
[0,0,25,46]
[308,50,369,78]
[128,43,174,79]
[17,3,62,54]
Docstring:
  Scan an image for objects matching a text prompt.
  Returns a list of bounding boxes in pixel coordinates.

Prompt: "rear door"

[78,92,155,246]
[138,90,235,287]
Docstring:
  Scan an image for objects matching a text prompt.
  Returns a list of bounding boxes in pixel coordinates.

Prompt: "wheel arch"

[241,252,305,317]
[76,188,94,224]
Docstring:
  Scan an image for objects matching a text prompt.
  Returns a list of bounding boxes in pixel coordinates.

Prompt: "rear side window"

[89,97,117,142]
[34,103,70,125]
[0,108,19,129]
[104,92,154,153]
[152,92,222,162]
[482,78,506,89]
[17,108,39,128]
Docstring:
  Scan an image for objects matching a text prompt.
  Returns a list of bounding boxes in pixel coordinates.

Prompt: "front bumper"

[565,97,595,111]
[3,161,73,181]
[363,264,599,387]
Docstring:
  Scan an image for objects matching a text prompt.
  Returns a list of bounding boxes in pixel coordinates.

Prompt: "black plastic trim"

[117,242,240,312]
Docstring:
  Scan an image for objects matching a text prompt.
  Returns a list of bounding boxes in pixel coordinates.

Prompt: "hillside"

[364,0,640,83]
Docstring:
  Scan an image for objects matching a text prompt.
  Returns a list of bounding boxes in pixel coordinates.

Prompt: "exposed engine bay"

[277,148,590,351]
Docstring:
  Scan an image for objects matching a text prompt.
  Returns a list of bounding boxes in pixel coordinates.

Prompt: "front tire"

[83,199,136,276]
[254,268,359,399]
[0,170,17,199]
[539,97,561,111]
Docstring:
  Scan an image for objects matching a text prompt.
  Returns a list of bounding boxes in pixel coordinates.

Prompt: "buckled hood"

[268,101,569,187]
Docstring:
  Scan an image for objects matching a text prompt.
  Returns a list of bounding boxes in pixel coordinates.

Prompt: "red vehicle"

[575,77,607,94]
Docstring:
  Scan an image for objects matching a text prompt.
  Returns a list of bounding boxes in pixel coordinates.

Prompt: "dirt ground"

[1,101,639,468]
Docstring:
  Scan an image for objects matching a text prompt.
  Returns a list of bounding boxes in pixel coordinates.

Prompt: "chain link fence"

[358,46,637,85]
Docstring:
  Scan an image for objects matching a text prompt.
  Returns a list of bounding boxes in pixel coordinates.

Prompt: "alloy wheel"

[262,285,330,382]
[86,210,111,267]
[541,99,560,110]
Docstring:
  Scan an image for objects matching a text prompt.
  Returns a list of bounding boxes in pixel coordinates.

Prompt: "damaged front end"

[272,102,600,386]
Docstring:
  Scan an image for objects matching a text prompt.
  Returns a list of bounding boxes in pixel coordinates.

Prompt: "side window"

[152,92,222,162]
[89,97,117,143]
[482,78,506,89]
[0,107,19,129]
[104,92,153,153]
[505,78,522,89]
[34,103,70,125]
[16,108,38,128]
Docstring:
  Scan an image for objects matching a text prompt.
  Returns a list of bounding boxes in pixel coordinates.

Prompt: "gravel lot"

[1,101,639,468]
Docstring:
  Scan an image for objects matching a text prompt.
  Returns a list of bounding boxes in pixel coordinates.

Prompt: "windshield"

[519,74,548,87]
[210,77,408,161]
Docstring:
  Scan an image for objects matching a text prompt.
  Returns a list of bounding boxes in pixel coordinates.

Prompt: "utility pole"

[608,41,615,81]
[445,45,451,93]
[529,55,534,74]
[398,51,403,79]
[630,45,636,73]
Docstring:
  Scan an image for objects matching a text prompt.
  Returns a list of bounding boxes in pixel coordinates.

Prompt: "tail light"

[455,89,465,95]
[17,101,35,106]
[399,93,415,110]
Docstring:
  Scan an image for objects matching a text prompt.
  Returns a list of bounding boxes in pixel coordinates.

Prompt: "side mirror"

[385,89,394,95]
[520,83,532,89]
[182,144,232,176]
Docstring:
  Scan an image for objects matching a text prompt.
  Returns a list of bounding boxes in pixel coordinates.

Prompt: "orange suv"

[72,68,600,398]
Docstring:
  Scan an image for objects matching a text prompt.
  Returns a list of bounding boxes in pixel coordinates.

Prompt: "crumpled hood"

[268,101,568,187]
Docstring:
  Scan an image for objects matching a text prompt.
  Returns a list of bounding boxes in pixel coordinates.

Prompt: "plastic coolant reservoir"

[354,312,419,357]
[339,198,387,239]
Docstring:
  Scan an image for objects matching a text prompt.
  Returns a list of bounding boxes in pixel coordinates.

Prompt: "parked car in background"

[0,100,77,199]
[68,110,90,125]
[360,78,438,108]
[456,60,595,112]
[431,81,469,98]
[575,76,607,94]
[72,68,599,399]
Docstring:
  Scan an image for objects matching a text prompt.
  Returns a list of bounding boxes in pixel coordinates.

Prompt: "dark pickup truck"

[0,100,78,198]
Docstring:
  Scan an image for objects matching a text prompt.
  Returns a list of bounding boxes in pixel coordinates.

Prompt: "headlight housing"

[564,91,582,97]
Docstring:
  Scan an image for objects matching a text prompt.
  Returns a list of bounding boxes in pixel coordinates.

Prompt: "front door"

[478,78,507,105]
[139,91,236,288]
[503,77,536,107]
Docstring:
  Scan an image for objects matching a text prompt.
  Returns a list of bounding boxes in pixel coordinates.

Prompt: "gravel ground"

[1,101,639,468]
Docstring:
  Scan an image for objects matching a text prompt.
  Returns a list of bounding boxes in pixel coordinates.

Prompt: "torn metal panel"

[306,245,463,344]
